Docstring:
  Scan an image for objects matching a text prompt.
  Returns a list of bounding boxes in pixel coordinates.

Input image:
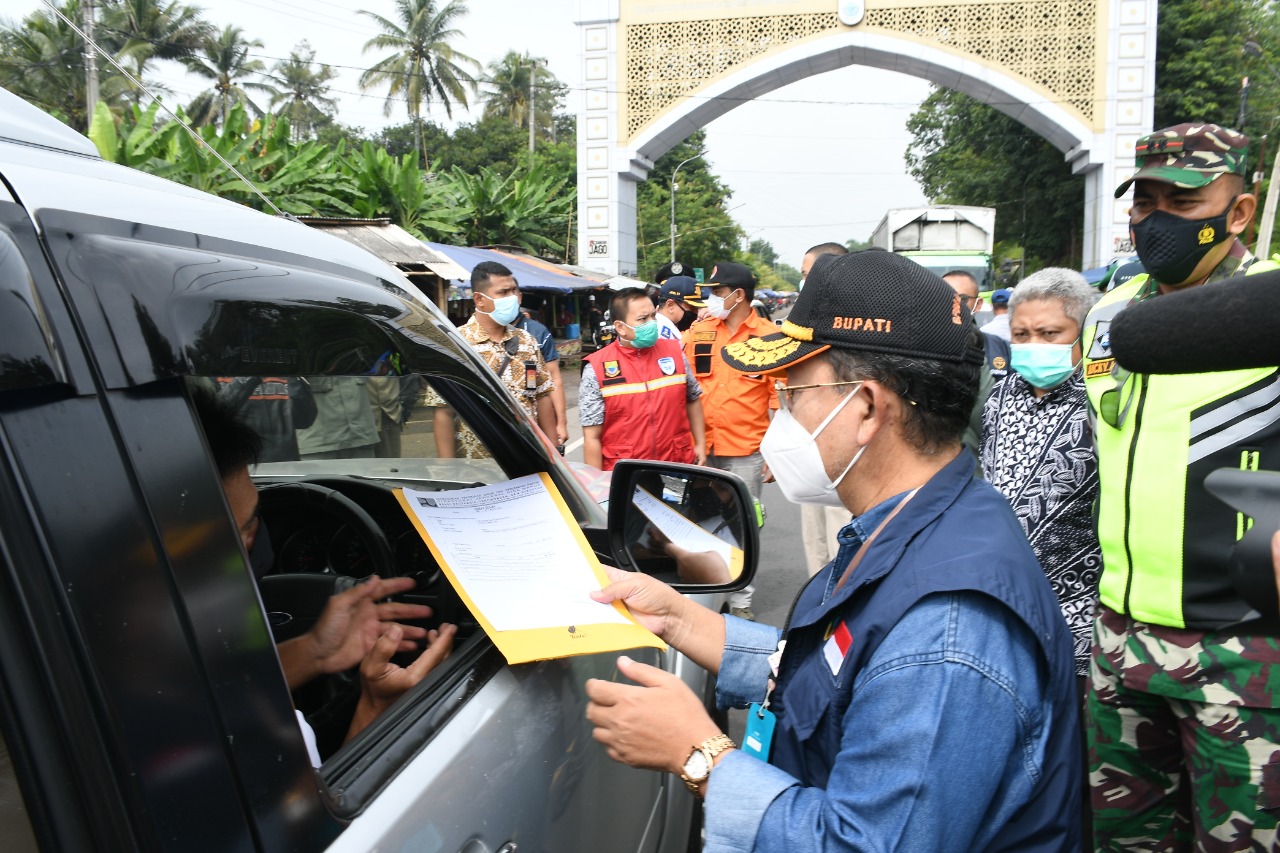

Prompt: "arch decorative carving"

[575,0,1156,275]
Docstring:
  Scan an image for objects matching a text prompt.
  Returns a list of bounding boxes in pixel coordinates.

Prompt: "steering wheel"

[254,482,398,757]
[255,481,395,640]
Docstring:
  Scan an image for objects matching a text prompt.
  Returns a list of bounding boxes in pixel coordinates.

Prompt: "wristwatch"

[679,734,736,794]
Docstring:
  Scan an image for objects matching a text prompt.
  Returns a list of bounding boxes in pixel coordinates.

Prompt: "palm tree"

[0,0,131,131]
[482,50,565,144]
[102,0,212,102]
[264,42,338,141]
[183,25,273,127]
[482,50,536,128]
[358,0,479,162]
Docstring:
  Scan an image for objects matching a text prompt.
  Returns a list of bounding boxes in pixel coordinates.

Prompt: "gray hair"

[1007,268,1094,330]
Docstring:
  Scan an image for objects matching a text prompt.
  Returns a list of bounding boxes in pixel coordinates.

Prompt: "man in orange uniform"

[581,288,707,471]
[683,261,778,619]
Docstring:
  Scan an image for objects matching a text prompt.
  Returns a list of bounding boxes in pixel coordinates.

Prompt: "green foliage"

[482,50,566,141]
[89,101,359,217]
[440,162,573,253]
[905,88,1084,269]
[339,142,459,239]
[746,238,778,268]
[1154,0,1280,138]
[845,236,872,252]
[264,41,338,142]
[182,25,273,126]
[636,131,744,280]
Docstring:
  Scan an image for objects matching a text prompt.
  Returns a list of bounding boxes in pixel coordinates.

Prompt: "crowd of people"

[207,118,1280,850]
[581,120,1280,852]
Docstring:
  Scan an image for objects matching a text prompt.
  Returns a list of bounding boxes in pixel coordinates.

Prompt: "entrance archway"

[574,0,1157,275]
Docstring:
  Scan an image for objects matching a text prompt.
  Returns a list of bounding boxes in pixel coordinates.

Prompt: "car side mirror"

[607,460,758,593]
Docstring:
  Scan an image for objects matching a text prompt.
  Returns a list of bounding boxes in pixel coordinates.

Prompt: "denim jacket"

[705,451,1081,852]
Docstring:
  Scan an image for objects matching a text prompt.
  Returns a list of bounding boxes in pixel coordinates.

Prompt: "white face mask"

[703,291,736,321]
[760,386,863,507]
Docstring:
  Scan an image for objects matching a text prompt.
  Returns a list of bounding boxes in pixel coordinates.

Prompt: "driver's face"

[223,466,260,553]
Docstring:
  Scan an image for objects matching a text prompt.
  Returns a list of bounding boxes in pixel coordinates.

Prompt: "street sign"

[693,267,704,283]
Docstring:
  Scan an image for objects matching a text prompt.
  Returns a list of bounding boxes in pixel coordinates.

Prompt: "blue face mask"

[479,294,521,325]
[1010,343,1078,390]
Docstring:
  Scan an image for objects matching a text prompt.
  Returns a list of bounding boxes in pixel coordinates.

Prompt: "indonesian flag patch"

[822,621,853,676]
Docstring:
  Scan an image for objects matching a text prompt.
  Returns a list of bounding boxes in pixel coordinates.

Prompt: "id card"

[742,703,776,761]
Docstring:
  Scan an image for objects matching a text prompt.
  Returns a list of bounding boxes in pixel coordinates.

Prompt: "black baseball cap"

[705,261,756,289]
[654,260,690,283]
[721,249,984,374]
[656,275,705,307]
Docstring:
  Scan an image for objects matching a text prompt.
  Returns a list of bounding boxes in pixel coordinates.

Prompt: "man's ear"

[1228,193,1258,236]
[851,381,884,448]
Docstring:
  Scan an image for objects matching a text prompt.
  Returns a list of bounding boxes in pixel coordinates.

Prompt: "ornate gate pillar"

[575,0,1158,277]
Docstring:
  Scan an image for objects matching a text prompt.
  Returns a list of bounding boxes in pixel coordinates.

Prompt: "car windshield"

[202,373,505,489]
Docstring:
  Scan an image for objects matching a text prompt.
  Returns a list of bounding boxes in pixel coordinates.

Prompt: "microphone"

[1108,265,1280,374]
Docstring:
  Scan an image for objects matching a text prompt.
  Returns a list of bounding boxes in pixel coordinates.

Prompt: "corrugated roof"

[297,217,467,278]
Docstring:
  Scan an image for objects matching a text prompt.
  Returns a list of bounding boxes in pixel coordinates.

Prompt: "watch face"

[683,749,710,779]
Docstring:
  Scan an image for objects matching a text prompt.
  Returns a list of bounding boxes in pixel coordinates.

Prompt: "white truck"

[870,205,997,291]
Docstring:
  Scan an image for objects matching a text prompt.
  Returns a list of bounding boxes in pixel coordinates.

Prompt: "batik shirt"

[423,317,552,459]
[981,370,1101,676]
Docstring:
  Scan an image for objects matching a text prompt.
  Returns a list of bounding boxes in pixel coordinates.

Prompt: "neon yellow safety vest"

[1082,256,1280,629]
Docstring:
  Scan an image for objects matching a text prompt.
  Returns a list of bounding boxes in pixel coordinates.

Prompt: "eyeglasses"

[958,294,981,308]
[773,379,863,412]
[1098,366,1136,429]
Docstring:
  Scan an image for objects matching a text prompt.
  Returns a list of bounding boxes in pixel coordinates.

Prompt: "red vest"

[585,338,694,471]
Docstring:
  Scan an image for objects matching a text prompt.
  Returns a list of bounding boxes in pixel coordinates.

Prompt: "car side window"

[191,372,503,784]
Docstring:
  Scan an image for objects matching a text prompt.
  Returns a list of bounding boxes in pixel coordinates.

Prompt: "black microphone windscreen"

[1108,266,1280,375]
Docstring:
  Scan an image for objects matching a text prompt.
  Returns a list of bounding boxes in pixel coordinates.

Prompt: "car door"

[15,186,674,852]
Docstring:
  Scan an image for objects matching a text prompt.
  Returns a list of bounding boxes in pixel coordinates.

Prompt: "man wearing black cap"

[1082,123,1280,847]
[652,275,704,343]
[586,249,1080,852]
[683,261,780,620]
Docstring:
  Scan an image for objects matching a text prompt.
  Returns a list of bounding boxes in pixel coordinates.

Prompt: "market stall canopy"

[427,243,612,294]
[298,218,467,280]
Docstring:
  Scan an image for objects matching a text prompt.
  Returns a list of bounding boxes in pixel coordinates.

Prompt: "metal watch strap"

[680,734,737,794]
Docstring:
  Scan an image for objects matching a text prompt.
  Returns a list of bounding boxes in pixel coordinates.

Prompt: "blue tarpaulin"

[426,243,607,295]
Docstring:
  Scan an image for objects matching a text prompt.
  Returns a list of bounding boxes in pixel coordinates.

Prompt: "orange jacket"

[682,311,778,456]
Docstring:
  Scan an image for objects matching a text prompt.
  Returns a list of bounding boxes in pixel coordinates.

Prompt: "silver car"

[0,88,755,852]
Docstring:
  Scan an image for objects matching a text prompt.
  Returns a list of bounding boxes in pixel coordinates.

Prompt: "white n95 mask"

[760,387,863,507]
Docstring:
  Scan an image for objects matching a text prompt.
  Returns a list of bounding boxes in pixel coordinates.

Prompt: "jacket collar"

[790,449,976,631]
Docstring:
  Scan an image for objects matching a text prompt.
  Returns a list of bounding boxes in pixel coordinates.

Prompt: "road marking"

[565,437,584,453]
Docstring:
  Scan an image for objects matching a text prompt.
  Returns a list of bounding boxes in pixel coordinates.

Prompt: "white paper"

[401,475,628,632]
[631,486,736,568]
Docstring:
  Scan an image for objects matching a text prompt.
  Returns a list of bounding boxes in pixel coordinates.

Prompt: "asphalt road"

[558,305,811,741]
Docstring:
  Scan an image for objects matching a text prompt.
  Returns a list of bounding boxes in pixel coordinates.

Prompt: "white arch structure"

[574,0,1158,276]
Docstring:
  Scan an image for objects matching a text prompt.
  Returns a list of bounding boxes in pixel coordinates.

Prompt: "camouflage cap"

[1114,123,1250,198]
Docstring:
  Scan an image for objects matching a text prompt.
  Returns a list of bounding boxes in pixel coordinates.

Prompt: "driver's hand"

[281,575,432,689]
[347,622,457,740]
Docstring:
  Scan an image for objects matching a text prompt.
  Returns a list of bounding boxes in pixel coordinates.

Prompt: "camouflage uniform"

[1088,123,1280,851]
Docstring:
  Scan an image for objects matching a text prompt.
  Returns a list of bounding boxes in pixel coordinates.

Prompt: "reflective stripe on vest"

[584,339,695,471]
[1083,264,1280,628]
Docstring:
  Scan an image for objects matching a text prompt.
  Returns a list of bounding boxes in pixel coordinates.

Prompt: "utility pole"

[1245,42,1280,257]
[83,0,99,124]
[1238,76,1250,131]
[669,155,699,263]
[527,60,539,159]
